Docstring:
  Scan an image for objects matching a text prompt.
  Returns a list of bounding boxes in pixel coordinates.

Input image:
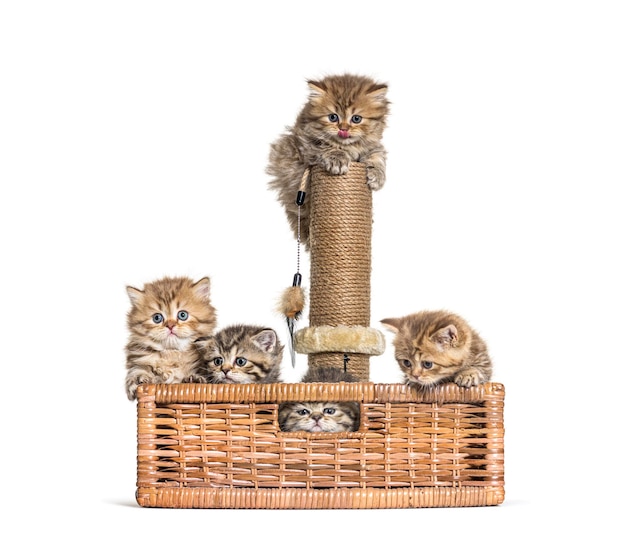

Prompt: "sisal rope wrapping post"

[294,162,385,382]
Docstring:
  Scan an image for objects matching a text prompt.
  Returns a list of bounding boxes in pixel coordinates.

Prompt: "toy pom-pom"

[278,286,306,319]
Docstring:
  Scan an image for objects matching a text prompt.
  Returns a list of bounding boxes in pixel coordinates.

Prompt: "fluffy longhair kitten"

[278,366,360,433]
[195,324,283,384]
[124,276,217,400]
[266,73,390,248]
[381,310,492,389]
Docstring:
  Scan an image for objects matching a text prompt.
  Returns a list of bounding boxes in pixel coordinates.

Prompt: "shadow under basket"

[135,381,505,509]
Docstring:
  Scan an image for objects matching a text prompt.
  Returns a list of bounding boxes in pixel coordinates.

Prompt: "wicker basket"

[135,381,504,508]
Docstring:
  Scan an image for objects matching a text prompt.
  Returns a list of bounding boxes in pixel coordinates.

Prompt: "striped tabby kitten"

[195,324,283,384]
[381,310,492,389]
[278,367,360,432]
[124,276,217,400]
[267,73,389,248]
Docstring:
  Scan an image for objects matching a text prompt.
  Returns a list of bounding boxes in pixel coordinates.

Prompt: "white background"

[1,1,624,540]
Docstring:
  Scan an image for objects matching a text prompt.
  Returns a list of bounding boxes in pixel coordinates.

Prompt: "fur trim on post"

[294,325,386,355]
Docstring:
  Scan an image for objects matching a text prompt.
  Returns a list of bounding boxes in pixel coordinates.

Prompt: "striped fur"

[381,310,493,389]
[195,324,283,384]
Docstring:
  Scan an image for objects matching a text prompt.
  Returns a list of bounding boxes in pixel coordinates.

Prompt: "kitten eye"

[351,115,362,123]
[328,113,339,123]
[422,361,434,370]
[177,310,188,321]
[297,409,310,416]
[323,407,336,415]
[235,357,247,367]
[212,357,224,366]
[152,313,164,324]
[401,360,412,368]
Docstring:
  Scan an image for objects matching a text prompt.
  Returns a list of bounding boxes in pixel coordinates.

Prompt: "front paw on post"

[366,166,386,190]
[321,151,351,175]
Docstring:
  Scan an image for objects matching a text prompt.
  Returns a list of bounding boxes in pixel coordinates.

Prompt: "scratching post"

[294,163,385,382]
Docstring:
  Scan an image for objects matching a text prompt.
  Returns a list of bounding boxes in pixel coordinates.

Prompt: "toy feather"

[279,285,306,320]
[278,284,306,367]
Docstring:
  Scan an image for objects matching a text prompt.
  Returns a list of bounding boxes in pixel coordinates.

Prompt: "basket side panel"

[135,383,505,507]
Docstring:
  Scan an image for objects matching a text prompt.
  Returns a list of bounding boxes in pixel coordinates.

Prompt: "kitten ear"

[380,318,400,334]
[251,329,278,353]
[307,79,327,97]
[193,336,213,354]
[432,325,458,349]
[126,286,144,305]
[366,83,388,102]
[192,277,211,301]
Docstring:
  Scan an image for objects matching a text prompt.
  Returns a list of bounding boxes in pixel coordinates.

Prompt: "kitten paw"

[366,166,386,190]
[321,151,351,175]
[185,374,207,384]
[454,370,484,388]
[126,384,138,401]
[126,376,150,400]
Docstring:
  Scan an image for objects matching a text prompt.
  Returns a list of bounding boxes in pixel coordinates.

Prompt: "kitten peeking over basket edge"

[124,276,218,401]
[194,324,283,385]
[381,310,493,389]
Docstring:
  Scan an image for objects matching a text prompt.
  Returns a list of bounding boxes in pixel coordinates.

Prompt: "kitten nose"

[311,413,322,421]
[165,320,176,330]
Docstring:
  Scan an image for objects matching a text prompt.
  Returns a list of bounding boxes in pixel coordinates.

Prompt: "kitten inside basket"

[278,366,360,433]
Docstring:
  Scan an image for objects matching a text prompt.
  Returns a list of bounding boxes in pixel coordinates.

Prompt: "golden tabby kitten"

[124,276,217,400]
[278,366,360,432]
[266,73,390,248]
[381,310,492,389]
[195,324,283,384]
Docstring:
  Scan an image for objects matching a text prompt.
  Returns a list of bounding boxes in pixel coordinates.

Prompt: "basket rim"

[136,381,504,404]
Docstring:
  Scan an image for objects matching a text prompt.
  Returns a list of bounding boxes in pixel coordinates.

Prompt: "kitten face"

[196,325,283,384]
[304,74,389,147]
[278,365,360,432]
[278,401,360,433]
[381,310,482,388]
[126,276,216,351]
[392,333,463,387]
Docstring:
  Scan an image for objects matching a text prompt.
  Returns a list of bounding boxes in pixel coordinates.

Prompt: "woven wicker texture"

[308,163,373,381]
[136,382,505,509]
